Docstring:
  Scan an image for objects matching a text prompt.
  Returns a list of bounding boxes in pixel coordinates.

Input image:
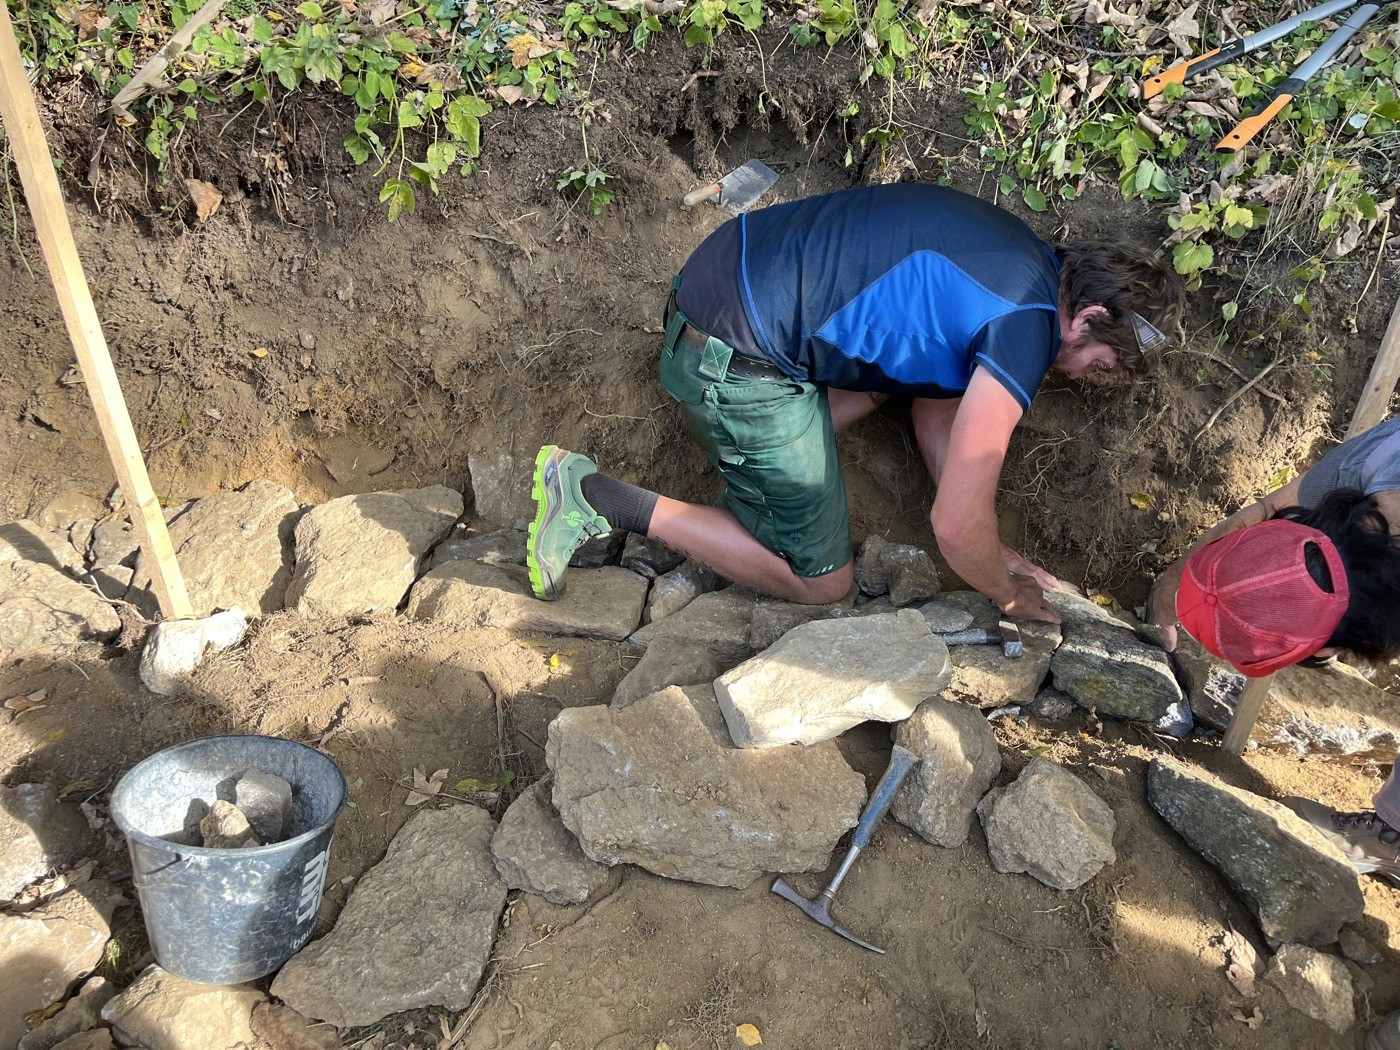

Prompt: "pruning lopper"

[1141,0,1396,152]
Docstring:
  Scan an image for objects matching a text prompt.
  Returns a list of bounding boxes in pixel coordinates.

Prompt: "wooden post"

[1347,293,1400,441]
[0,3,192,620]
[1222,673,1275,756]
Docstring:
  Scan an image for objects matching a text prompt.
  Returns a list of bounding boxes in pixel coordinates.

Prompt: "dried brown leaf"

[1223,927,1264,997]
[4,688,48,712]
[183,179,222,223]
[1163,2,1200,54]
[1232,1007,1264,1029]
[405,766,448,806]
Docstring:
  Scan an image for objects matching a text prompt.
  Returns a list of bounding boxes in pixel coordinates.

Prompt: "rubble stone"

[917,601,974,633]
[1050,621,1183,724]
[1339,926,1380,966]
[138,609,248,696]
[88,518,138,570]
[2,887,118,1050]
[199,800,260,849]
[429,524,527,569]
[131,480,299,616]
[1030,688,1078,721]
[611,637,743,708]
[620,534,685,579]
[933,591,1059,709]
[18,976,115,1050]
[715,610,951,748]
[1044,588,1136,630]
[248,1002,341,1050]
[892,698,1001,847]
[1265,943,1355,1033]
[747,601,842,650]
[548,685,866,888]
[102,964,265,1050]
[49,1031,114,1050]
[853,535,940,605]
[977,759,1116,890]
[271,805,506,1027]
[235,770,294,843]
[467,448,536,525]
[629,586,761,653]
[491,781,615,905]
[570,530,626,568]
[645,559,717,622]
[285,486,462,617]
[1146,757,1364,945]
[407,560,647,641]
[0,521,120,659]
[0,783,94,900]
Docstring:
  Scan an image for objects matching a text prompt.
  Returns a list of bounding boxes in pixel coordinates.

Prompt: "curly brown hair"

[1056,241,1185,375]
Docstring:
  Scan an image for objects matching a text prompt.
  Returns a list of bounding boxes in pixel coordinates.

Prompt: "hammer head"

[770,878,885,954]
[998,619,1023,659]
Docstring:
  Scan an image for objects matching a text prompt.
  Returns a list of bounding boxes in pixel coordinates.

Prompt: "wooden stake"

[1222,673,1274,756]
[1347,293,1400,441]
[0,2,192,620]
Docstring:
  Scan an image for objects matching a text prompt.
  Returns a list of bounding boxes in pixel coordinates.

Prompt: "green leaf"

[295,1,324,17]
[1172,240,1214,276]
[1221,301,1238,321]
[253,15,274,42]
[1223,203,1255,229]
[1022,185,1047,212]
[344,133,371,164]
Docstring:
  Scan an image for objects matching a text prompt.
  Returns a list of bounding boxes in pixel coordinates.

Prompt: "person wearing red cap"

[1151,417,1400,882]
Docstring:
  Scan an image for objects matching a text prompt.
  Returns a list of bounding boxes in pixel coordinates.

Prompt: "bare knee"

[788,564,853,606]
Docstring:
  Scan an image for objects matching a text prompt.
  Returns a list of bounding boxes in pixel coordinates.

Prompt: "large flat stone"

[284,485,462,617]
[1050,621,1182,724]
[1,520,120,660]
[1,783,95,900]
[892,697,1001,847]
[612,637,744,708]
[977,759,1116,890]
[102,965,265,1050]
[132,480,299,616]
[2,887,118,1050]
[428,524,528,570]
[271,805,506,1027]
[491,780,615,905]
[547,685,866,888]
[1146,757,1364,945]
[715,610,952,748]
[406,560,647,641]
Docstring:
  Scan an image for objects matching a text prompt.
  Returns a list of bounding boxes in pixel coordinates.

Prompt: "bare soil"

[3,27,1400,1050]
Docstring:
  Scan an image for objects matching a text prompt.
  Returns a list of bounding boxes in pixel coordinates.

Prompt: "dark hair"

[1056,241,1185,375]
[1272,489,1400,660]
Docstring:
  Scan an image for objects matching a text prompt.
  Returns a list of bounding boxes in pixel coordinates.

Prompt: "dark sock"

[581,473,659,535]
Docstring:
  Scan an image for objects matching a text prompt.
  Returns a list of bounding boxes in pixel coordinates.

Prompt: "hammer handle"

[852,745,919,850]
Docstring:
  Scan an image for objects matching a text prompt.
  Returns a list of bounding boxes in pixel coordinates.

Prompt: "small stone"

[88,518,139,570]
[36,491,105,534]
[548,685,865,888]
[1050,621,1183,724]
[1265,943,1355,1033]
[1368,1009,1400,1050]
[249,1002,340,1050]
[645,559,717,622]
[1346,958,1376,996]
[892,698,1001,847]
[298,330,316,350]
[407,561,647,641]
[1339,926,1380,966]
[234,771,293,843]
[428,525,527,570]
[1030,688,1078,722]
[271,806,506,1028]
[1146,758,1363,945]
[620,534,685,579]
[917,601,974,633]
[1044,588,1136,630]
[976,759,1116,890]
[715,611,952,748]
[49,1033,114,1050]
[102,965,266,1050]
[18,976,115,1050]
[139,609,249,697]
[611,637,743,708]
[0,783,94,900]
[199,800,260,849]
[491,781,615,905]
[854,535,940,605]
[570,530,626,568]
[746,601,842,650]
[2,888,119,1050]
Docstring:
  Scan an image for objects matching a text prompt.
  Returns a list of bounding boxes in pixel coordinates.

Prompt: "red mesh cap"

[1177,520,1349,677]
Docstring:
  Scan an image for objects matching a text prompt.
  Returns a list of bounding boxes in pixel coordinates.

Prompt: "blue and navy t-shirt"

[675,184,1063,410]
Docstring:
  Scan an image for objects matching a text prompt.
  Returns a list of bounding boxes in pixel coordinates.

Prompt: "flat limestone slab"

[407,560,647,641]
[715,610,951,748]
[271,805,506,1027]
[547,685,865,888]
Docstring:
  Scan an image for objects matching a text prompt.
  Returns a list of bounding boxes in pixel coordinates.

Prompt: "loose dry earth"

[3,19,1400,1050]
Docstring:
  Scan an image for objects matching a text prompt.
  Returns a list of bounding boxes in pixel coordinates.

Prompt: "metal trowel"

[682,159,780,215]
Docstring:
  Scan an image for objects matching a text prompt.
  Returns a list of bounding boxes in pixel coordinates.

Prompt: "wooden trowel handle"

[683,182,721,207]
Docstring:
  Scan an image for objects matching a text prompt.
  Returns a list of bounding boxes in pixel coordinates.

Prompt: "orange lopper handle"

[1216,90,1294,153]
[1142,47,1221,99]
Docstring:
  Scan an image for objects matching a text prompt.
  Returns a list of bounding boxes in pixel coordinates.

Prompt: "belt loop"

[663,274,685,356]
[697,336,733,382]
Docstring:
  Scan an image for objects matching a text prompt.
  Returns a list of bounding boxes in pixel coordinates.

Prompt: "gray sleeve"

[1297,418,1400,507]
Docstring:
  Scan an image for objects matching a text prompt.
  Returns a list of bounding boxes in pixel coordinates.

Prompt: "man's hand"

[999,573,1061,624]
[1149,560,1185,651]
[1002,546,1060,593]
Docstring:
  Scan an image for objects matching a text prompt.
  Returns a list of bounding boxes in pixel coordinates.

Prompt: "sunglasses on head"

[1127,310,1170,357]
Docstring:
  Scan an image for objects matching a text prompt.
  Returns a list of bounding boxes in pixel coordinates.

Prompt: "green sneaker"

[527,446,612,600]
